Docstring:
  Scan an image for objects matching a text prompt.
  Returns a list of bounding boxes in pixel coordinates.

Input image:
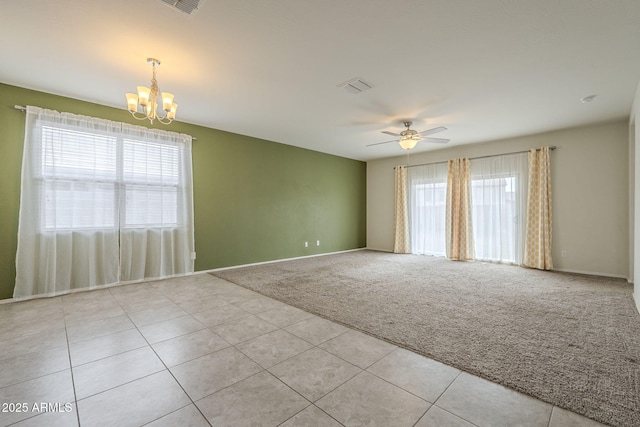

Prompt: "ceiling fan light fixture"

[398,122,420,150]
[367,120,449,149]
[399,137,418,150]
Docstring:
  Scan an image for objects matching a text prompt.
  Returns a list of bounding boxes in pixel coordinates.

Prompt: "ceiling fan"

[367,121,449,150]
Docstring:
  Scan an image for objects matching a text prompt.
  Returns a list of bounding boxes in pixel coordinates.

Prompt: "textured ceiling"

[1,0,639,160]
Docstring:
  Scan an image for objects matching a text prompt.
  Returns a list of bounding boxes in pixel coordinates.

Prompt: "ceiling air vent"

[337,77,374,94]
[159,0,202,15]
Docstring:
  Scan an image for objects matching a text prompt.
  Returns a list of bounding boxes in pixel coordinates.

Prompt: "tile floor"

[0,273,607,427]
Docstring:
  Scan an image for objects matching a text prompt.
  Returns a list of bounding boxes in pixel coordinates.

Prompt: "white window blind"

[41,125,118,230]
[122,139,181,228]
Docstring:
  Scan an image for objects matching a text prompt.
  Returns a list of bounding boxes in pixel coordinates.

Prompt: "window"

[409,163,448,256]
[40,127,183,230]
[122,139,180,228]
[406,153,527,264]
[41,126,118,230]
[470,153,527,264]
[14,106,194,298]
[471,175,518,262]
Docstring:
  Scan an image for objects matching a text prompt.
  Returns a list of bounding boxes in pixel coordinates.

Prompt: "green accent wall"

[0,83,366,300]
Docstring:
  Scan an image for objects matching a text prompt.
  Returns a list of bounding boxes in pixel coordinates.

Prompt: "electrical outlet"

[304,242,308,248]
[316,240,320,246]
[561,250,567,258]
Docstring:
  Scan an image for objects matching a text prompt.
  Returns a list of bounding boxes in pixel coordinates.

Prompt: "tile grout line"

[268,368,346,427]
[152,292,480,427]
[155,289,347,425]
[0,313,76,425]
[364,363,433,405]
[257,321,384,427]
[69,281,489,426]
[425,371,482,427]
[546,406,555,427]
[109,285,214,427]
[63,313,82,427]
[143,281,324,423]
[170,291,354,425]
[226,292,427,421]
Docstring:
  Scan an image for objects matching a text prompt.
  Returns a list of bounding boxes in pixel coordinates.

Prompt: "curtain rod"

[13,105,197,141]
[396,146,557,169]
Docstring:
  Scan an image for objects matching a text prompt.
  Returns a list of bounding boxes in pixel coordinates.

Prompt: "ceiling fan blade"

[366,139,397,147]
[381,131,401,137]
[422,137,450,144]
[419,126,447,137]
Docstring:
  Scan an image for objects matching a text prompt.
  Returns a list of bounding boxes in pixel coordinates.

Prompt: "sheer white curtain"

[118,124,194,281]
[470,152,527,264]
[408,162,448,256]
[14,107,194,298]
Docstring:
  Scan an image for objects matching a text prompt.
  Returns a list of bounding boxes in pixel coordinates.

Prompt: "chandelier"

[125,58,177,125]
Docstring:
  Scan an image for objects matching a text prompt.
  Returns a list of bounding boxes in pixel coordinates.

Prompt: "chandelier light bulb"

[162,92,174,112]
[125,93,138,112]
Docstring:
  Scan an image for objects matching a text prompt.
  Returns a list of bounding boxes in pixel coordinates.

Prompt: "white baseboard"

[3,251,629,305]
[365,247,393,253]
[2,249,370,304]
[553,267,628,281]
[1,271,205,304]
[202,248,366,273]
[361,253,629,282]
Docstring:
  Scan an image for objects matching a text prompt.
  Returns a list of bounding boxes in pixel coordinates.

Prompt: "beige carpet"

[212,250,640,427]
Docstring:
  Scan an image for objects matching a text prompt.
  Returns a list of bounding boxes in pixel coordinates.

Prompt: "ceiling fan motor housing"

[400,121,419,139]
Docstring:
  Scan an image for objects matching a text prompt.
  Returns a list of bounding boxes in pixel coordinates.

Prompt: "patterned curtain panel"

[523,146,553,270]
[446,158,475,260]
[393,165,411,253]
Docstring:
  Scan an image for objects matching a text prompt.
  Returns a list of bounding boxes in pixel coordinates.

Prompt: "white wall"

[631,81,640,311]
[367,120,629,278]
[629,118,635,284]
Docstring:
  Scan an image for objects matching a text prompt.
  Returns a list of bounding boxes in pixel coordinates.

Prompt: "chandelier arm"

[156,116,173,125]
[130,111,150,121]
